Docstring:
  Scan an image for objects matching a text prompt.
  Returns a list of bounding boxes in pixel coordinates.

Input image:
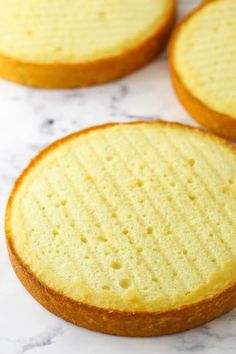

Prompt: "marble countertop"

[1,1,235,353]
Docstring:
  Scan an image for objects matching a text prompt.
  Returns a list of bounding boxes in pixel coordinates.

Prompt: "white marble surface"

[1,1,236,353]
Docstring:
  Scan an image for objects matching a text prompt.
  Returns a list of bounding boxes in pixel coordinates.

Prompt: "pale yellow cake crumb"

[8,123,236,311]
[174,0,236,119]
[0,0,173,63]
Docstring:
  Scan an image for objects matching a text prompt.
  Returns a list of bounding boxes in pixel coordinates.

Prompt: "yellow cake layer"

[8,123,236,311]
[0,0,173,63]
[174,0,236,119]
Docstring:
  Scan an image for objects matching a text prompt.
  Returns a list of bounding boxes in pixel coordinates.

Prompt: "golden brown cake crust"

[0,2,175,89]
[5,121,236,337]
[169,1,236,142]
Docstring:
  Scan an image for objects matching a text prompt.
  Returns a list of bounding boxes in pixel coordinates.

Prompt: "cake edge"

[0,1,176,89]
[169,0,236,142]
[5,121,236,336]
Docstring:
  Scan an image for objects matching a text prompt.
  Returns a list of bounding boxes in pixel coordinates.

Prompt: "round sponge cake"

[0,0,175,88]
[6,122,236,336]
[170,0,236,141]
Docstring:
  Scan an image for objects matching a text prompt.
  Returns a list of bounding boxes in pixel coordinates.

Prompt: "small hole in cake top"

[55,46,63,52]
[101,285,110,290]
[106,156,113,161]
[147,226,153,234]
[119,279,130,289]
[97,235,107,242]
[81,236,87,244]
[111,261,122,270]
[84,175,93,182]
[188,159,195,167]
[98,11,107,18]
[188,194,196,201]
[136,179,143,187]
[56,200,67,207]
[52,229,59,237]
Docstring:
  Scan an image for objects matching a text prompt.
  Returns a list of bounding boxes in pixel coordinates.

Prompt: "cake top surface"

[6,122,236,312]
[173,0,236,119]
[0,0,173,64]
